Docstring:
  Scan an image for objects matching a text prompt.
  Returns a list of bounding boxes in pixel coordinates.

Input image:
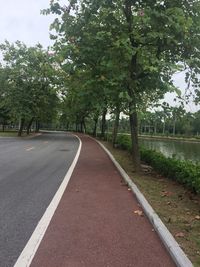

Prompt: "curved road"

[0,132,79,267]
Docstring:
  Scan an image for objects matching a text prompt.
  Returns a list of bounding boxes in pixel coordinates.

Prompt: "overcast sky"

[0,0,55,48]
[0,0,199,112]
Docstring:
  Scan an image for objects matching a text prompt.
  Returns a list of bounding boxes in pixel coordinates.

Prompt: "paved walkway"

[30,135,176,267]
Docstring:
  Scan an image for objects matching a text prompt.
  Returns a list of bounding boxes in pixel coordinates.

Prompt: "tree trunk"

[163,120,165,135]
[18,118,25,136]
[2,119,5,132]
[173,117,176,136]
[35,120,40,133]
[129,109,141,172]
[101,108,107,139]
[27,117,34,135]
[92,117,98,137]
[154,122,157,134]
[83,120,87,133]
[112,108,120,147]
[80,121,83,133]
[124,0,141,171]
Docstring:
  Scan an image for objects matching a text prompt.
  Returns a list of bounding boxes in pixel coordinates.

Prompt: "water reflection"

[139,138,200,163]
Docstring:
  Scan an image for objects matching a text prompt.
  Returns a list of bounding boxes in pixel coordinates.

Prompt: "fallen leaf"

[195,215,200,220]
[161,191,173,197]
[175,232,185,238]
[134,210,143,216]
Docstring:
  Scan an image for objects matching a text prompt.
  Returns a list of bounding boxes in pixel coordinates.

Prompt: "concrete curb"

[96,139,193,267]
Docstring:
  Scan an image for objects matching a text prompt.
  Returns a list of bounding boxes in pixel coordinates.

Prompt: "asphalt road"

[0,132,79,267]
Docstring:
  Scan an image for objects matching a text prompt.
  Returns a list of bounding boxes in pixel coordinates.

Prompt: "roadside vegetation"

[0,1,200,264]
[1,1,200,169]
[40,0,200,172]
[101,140,200,267]
[0,42,60,136]
[109,133,200,193]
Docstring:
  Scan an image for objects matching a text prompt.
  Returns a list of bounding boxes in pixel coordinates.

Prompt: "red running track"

[30,135,176,267]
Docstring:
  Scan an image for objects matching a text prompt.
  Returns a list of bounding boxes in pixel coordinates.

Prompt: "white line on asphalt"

[26,147,35,151]
[14,135,82,267]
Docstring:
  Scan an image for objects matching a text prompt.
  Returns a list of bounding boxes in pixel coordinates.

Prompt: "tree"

[192,111,200,135]
[0,41,59,136]
[0,66,11,131]
[44,0,200,171]
[170,106,185,135]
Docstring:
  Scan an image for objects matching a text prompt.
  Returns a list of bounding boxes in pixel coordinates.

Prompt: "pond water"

[139,138,200,163]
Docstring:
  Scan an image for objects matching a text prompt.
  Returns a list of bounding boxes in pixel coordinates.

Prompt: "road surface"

[0,132,79,267]
[30,135,176,267]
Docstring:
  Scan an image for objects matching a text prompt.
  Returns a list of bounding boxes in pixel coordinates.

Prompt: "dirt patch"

[102,141,200,267]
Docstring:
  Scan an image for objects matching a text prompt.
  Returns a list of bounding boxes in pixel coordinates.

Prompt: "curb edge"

[96,139,193,267]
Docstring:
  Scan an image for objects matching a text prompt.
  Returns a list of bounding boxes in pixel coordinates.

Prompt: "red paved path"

[30,135,176,267]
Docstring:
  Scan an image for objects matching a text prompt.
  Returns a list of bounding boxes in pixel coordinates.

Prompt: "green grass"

[0,131,18,137]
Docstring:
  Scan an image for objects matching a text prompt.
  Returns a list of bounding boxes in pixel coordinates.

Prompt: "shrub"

[115,134,200,194]
[116,134,131,151]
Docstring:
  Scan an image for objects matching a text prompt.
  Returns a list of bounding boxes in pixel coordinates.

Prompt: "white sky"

[0,0,199,112]
[0,0,54,48]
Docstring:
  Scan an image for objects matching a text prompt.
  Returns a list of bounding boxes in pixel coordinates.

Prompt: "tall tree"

[44,0,200,171]
[0,41,59,135]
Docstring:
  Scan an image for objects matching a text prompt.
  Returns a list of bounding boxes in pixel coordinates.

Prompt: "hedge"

[115,134,200,194]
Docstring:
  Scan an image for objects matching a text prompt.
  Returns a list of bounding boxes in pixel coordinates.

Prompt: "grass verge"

[0,131,39,138]
[101,141,200,267]
[0,131,18,137]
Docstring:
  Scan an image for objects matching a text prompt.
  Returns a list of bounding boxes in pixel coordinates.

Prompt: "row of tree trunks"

[75,118,86,133]
[17,117,40,136]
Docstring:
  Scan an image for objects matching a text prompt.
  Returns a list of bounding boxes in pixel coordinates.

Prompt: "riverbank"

[138,134,200,143]
[0,131,39,138]
[117,132,200,143]
[101,140,200,267]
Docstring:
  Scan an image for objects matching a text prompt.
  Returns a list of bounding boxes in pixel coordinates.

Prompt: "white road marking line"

[26,147,35,151]
[14,135,82,267]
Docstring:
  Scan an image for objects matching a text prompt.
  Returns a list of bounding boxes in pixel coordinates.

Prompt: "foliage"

[138,107,200,136]
[140,148,200,194]
[0,41,59,134]
[114,134,200,193]
[43,0,200,170]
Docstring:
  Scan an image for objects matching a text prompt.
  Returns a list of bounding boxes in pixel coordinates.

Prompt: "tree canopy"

[42,0,200,170]
[0,41,59,135]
